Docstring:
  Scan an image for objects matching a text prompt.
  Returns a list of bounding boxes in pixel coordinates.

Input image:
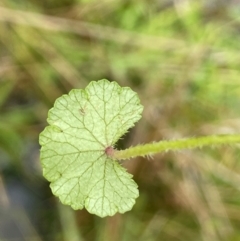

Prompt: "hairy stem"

[113,134,240,160]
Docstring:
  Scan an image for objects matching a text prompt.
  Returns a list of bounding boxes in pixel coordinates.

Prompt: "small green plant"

[39,79,240,217]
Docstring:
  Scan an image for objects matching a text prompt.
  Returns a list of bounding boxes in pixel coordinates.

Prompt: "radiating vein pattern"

[39,79,143,217]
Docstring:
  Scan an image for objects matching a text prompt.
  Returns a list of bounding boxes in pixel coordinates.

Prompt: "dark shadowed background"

[1,0,240,240]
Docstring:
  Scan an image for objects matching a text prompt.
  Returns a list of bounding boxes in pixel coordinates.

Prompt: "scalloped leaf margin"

[39,79,143,217]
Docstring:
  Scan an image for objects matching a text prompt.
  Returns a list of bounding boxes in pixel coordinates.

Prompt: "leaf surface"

[39,79,143,217]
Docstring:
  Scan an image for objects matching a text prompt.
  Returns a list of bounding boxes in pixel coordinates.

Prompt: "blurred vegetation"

[1,0,240,240]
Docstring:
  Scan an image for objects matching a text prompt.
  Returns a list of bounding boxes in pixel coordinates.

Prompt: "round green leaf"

[39,79,143,217]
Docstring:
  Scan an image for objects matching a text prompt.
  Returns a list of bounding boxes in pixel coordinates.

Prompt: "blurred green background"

[1,0,240,240]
